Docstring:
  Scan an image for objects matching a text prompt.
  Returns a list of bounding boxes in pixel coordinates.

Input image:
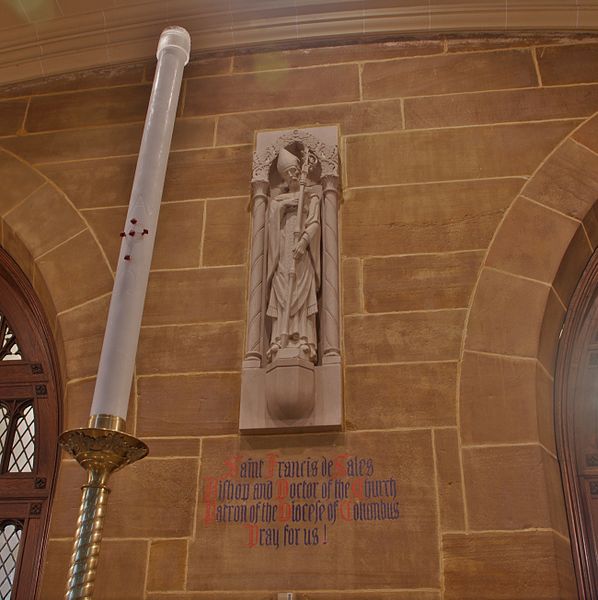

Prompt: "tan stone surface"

[523,138,598,220]
[40,539,147,600]
[571,111,598,154]
[342,179,519,257]
[463,444,558,530]
[345,310,465,365]
[346,121,576,187]
[57,294,109,380]
[40,155,136,209]
[232,40,444,72]
[216,99,404,146]
[345,363,457,429]
[0,63,145,98]
[187,431,439,590]
[536,366,557,456]
[148,539,187,591]
[364,251,482,311]
[486,196,578,283]
[465,268,550,357]
[434,428,465,532]
[443,531,575,600]
[404,84,598,128]
[342,257,361,314]
[4,183,85,258]
[137,321,243,374]
[0,149,44,215]
[143,267,245,326]
[1,223,34,278]
[32,262,57,331]
[34,231,113,312]
[184,65,359,116]
[203,197,250,266]
[51,457,197,538]
[137,372,240,436]
[148,593,440,600]
[553,225,592,306]
[162,146,252,201]
[460,352,545,445]
[138,436,199,456]
[84,200,205,271]
[26,84,151,132]
[184,56,232,78]
[1,123,145,164]
[537,42,598,85]
[0,98,26,136]
[171,117,215,150]
[538,287,566,375]
[362,49,537,99]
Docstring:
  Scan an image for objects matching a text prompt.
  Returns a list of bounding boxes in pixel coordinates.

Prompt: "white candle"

[90,27,190,421]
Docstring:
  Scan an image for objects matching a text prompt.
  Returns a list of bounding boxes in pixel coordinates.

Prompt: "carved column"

[320,174,341,362]
[244,180,269,368]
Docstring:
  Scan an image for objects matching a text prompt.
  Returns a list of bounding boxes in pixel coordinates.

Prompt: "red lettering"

[340,500,353,521]
[223,454,242,478]
[203,477,219,503]
[265,453,278,478]
[245,524,259,548]
[351,477,364,499]
[204,502,216,525]
[278,502,291,522]
[277,479,289,500]
[334,454,350,478]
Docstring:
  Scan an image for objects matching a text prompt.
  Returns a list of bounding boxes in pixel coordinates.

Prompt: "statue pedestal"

[239,356,342,433]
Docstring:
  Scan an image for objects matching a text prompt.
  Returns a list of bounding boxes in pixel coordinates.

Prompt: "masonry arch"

[459,112,598,598]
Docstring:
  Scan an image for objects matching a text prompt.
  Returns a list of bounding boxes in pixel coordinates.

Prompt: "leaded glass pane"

[0,406,8,465]
[0,314,21,362]
[7,405,35,473]
[0,521,22,600]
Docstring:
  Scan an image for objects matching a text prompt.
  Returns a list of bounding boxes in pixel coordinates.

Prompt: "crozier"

[239,126,342,432]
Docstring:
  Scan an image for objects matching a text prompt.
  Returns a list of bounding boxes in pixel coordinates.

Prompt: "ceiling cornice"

[0,0,597,86]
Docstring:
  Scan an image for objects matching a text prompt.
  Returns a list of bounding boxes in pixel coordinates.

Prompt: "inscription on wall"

[203,454,400,548]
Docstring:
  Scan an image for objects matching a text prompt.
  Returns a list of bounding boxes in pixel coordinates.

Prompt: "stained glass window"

[0,521,22,600]
[0,314,21,361]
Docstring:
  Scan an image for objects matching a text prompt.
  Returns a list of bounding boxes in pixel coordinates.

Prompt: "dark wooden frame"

[0,247,61,600]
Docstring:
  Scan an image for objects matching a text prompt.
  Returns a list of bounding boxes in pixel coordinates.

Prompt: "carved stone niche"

[239,126,342,433]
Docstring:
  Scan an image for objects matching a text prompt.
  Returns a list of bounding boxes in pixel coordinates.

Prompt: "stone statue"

[266,147,321,363]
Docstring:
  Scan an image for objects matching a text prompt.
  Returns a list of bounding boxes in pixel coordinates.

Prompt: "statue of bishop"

[266,147,322,363]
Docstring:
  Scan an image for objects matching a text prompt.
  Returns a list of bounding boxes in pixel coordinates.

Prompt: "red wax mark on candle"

[124,255,131,261]
[130,218,137,224]
[142,229,149,235]
[129,230,136,236]
[119,232,126,238]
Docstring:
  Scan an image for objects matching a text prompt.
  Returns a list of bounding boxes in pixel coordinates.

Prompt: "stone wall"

[1,35,598,599]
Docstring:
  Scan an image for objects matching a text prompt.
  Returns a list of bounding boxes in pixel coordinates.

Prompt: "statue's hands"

[293,237,308,259]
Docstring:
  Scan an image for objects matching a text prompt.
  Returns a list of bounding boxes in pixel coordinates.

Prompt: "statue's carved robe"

[266,185,321,361]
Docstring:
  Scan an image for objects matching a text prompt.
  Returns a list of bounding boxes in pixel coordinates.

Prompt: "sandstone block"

[345,362,457,429]
[185,65,359,116]
[345,310,465,365]
[523,138,598,220]
[404,84,598,128]
[537,42,598,85]
[434,428,465,532]
[147,539,187,591]
[0,98,27,136]
[137,372,240,436]
[342,179,519,257]
[35,231,113,313]
[137,321,243,374]
[26,84,151,132]
[203,197,250,266]
[346,121,576,187]
[364,251,482,311]
[342,257,361,315]
[0,149,44,215]
[466,268,550,357]
[443,531,575,599]
[362,49,537,99]
[4,183,85,258]
[486,195,578,283]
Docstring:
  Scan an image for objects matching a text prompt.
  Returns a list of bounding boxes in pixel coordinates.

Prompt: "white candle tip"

[157,26,191,64]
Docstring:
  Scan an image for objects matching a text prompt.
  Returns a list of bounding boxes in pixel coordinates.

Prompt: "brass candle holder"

[59,415,148,600]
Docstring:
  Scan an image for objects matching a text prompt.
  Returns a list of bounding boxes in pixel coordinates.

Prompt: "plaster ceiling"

[0,0,597,85]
